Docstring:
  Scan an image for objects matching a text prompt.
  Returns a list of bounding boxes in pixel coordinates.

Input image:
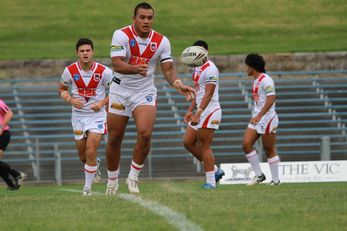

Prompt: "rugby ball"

[180,46,208,67]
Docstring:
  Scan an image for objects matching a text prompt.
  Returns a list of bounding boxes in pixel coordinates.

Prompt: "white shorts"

[189,105,222,130]
[248,113,278,134]
[108,89,157,117]
[71,112,107,140]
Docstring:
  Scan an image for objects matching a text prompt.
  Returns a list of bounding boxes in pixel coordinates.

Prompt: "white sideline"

[59,188,203,231]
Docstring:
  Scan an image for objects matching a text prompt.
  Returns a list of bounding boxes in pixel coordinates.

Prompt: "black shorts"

[0,130,11,151]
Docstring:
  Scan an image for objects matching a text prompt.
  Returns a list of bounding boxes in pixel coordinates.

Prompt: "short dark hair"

[193,40,208,51]
[75,38,93,51]
[245,53,266,73]
[134,2,154,16]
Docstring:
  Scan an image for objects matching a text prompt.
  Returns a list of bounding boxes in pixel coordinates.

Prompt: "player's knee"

[137,129,152,144]
[242,142,252,153]
[183,138,193,150]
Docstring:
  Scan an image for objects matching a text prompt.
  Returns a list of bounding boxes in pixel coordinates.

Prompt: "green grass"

[0,181,346,231]
[0,0,346,60]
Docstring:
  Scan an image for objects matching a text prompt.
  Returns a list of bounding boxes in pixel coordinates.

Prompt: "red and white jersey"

[110,25,173,92]
[0,99,10,131]
[192,60,220,107]
[61,61,113,114]
[251,73,276,117]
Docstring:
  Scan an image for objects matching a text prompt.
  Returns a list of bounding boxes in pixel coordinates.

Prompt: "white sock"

[84,164,97,189]
[107,169,119,186]
[268,155,280,182]
[245,150,262,176]
[206,171,216,187]
[128,160,144,180]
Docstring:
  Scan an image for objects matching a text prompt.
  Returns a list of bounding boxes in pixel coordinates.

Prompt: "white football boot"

[247,173,266,186]
[105,182,119,195]
[126,177,140,194]
[82,186,92,196]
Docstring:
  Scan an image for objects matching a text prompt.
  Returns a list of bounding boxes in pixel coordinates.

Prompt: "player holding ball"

[182,40,224,189]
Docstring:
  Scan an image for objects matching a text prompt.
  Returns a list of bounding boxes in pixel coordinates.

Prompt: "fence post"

[194,158,201,173]
[35,138,40,182]
[255,139,263,161]
[321,136,331,160]
[148,150,152,179]
[54,144,62,186]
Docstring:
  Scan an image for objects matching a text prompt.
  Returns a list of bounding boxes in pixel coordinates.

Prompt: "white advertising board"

[220,160,347,184]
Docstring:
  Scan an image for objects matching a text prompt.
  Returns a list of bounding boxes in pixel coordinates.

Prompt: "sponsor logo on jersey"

[73,130,83,135]
[93,74,100,82]
[111,103,125,110]
[130,39,136,47]
[111,45,124,52]
[150,42,157,52]
[145,94,153,102]
[73,74,80,81]
[265,86,274,93]
[211,120,220,125]
[206,76,217,82]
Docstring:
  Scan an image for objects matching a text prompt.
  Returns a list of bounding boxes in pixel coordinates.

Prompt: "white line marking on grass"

[59,188,203,231]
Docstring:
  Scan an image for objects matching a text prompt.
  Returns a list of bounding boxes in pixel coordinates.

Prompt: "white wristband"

[173,79,183,89]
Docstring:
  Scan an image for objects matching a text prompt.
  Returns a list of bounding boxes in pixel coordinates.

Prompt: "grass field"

[0,181,346,231]
[0,0,346,60]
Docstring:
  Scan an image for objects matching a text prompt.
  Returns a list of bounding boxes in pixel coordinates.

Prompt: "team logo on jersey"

[73,74,80,81]
[130,39,136,47]
[145,94,153,102]
[150,42,157,52]
[93,74,100,82]
[97,123,103,130]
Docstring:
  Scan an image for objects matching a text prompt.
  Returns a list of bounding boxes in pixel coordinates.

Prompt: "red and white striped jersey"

[61,61,113,114]
[110,25,172,91]
[192,60,220,107]
[251,73,276,117]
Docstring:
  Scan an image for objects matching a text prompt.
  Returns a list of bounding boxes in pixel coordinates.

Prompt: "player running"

[59,38,113,195]
[105,2,195,195]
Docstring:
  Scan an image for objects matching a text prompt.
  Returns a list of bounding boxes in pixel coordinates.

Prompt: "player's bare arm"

[58,82,84,109]
[251,95,275,125]
[111,56,148,77]
[190,83,215,126]
[184,98,196,123]
[161,61,196,101]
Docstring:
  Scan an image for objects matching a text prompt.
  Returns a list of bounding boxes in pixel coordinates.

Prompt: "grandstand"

[1,70,346,184]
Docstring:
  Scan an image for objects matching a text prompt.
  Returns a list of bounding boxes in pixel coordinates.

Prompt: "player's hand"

[90,102,103,112]
[70,98,84,109]
[136,64,149,77]
[0,128,3,136]
[177,85,196,101]
[190,113,200,126]
[250,115,261,125]
[184,111,193,123]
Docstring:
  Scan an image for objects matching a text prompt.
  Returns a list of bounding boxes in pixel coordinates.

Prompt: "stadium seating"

[1,70,346,183]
